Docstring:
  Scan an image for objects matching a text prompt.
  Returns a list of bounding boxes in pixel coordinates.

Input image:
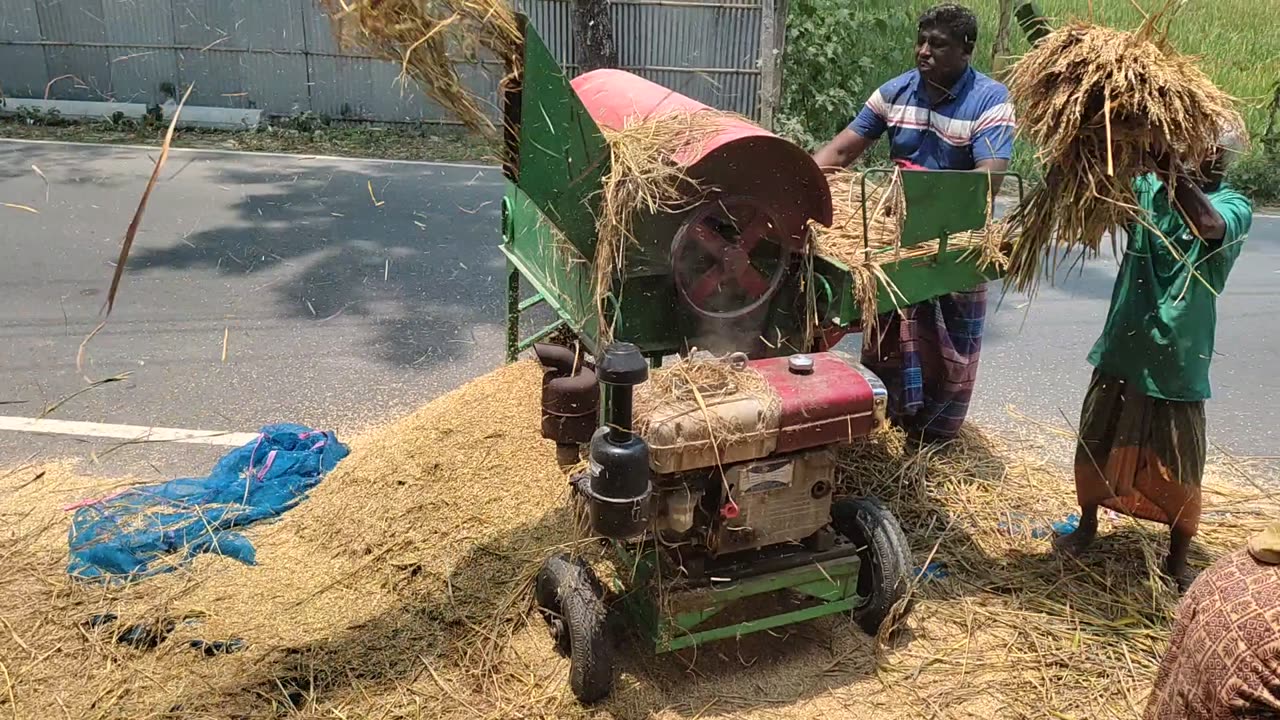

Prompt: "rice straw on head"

[320,0,521,137]
[1004,5,1244,295]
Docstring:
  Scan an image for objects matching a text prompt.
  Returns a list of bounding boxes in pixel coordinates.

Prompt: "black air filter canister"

[577,343,652,539]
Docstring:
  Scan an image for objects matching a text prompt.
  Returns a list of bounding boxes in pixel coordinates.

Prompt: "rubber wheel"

[831,496,913,636]
[534,553,613,704]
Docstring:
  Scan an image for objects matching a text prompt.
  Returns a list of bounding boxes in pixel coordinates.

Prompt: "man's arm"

[1170,174,1227,241]
[975,158,1010,195]
[813,129,876,171]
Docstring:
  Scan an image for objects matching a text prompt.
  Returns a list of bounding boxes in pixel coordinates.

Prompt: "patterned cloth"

[861,285,987,441]
[1073,369,1207,536]
[1145,548,1280,719]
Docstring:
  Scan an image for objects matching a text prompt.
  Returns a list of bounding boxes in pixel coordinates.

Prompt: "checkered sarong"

[861,286,987,440]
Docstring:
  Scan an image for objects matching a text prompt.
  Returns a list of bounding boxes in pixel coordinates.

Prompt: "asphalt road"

[1,139,1276,481]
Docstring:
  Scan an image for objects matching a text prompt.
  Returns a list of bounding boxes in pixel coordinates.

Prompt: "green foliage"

[1228,148,1280,206]
[775,0,921,155]
[281,111,331,134]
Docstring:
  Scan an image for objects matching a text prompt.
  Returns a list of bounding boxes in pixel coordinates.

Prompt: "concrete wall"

[0,0,767,123]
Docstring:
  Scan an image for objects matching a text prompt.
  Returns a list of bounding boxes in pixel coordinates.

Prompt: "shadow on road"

[122,160,509,370]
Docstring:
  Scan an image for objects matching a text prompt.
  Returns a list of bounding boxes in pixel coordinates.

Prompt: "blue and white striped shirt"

[849,66,1016,171]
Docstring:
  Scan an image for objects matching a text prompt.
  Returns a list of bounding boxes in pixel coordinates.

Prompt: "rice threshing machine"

[500,18,1015,703]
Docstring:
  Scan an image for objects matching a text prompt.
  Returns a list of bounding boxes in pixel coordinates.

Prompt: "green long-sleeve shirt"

[1087,174,1253,401]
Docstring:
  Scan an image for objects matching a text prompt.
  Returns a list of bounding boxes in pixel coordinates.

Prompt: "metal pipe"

[606,384,633,444]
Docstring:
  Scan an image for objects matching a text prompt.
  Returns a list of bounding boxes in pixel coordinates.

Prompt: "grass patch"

[0,110,496,164]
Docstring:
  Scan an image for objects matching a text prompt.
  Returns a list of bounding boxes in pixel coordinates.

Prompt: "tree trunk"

[574,0,618,74]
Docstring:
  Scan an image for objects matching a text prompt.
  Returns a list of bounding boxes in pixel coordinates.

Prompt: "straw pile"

[1004,8,1244,294]
[632,352,781,450]
[320,0,521,136]
[592,109,746,341]
[3,363,1278,719]
[814,169,1013,331]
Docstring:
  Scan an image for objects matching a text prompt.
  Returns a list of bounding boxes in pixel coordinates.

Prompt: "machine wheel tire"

[533,553,614,704]
[831,496,913,636]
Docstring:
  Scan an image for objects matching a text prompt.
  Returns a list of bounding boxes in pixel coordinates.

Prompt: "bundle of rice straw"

[1004,6,1243,294]
[632,351,780,451]
[592,109,748,341]
[814,169,1012,333]
[320,0,521,136]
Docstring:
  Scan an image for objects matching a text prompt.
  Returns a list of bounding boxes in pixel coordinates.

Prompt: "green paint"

[514,23,611,260]
[663,597,860,652]
[817,169,1025,327]
[611,542,865,654]
[518,293,547,312]
[864,169,993,248]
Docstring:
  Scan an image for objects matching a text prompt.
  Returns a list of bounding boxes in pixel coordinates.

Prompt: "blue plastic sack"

[66,423,348,582]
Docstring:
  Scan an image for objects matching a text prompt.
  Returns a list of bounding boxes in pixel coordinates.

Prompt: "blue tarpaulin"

[67,423,348,582]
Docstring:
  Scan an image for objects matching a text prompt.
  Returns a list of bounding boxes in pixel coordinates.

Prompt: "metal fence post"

[757,0,788,130]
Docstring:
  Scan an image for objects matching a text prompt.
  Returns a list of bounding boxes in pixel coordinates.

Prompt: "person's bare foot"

[1164,566,1191,594]
[1053,525,1097,557]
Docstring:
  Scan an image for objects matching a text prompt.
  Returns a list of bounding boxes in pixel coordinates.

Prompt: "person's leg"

[1056,369,1123,556]
[1166,528,1193,592]
[1157,400,1207,593]
[917,289,986,441]
[1054,502,1100,555]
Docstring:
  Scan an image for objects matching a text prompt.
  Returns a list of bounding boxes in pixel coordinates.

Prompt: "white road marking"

[0,416,258,447]
[0,137,498,170]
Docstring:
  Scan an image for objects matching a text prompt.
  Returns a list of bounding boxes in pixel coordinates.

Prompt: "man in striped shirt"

[812,3,1016,445]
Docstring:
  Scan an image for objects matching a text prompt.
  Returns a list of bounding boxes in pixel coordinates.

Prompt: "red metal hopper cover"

[570,69,833,232]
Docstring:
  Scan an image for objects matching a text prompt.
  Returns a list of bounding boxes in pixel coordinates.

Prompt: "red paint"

[572,69,776,165]
[685,214,774,306]
[814,325,854,351]
[569,69,833,233]
[751,353,878,453]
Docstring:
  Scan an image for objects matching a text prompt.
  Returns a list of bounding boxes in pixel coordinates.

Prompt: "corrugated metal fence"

[0,0,769,122]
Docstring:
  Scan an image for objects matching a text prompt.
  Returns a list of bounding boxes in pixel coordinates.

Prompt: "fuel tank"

[643,351,887,474]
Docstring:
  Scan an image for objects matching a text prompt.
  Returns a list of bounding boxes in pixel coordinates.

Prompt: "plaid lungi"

[861,286,988,441]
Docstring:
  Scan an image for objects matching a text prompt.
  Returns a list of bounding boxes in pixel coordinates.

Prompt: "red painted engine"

[643,351,888,557]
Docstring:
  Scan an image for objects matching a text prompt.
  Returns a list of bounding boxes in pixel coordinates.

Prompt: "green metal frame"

[611,541,864,653]
[814,169,1024,328]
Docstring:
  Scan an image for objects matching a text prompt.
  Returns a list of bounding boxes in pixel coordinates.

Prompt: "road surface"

[1,139,1276,483]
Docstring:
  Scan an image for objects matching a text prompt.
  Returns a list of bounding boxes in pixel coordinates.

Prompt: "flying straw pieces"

[4,363,1278,717]
[592,109,746,341]
[320,0,521,136]
[1004,6,1243,294]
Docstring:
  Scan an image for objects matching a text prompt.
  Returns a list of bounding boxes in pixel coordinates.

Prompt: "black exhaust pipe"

[534,343,598,467]
[578,342,652,539]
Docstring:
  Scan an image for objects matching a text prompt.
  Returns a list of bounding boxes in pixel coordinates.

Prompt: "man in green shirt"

[1054,125,1253,591]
